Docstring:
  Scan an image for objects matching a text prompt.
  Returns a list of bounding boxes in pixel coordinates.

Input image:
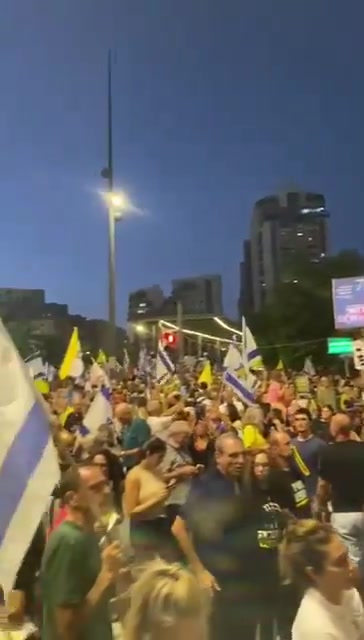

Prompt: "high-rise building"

[241,190,330,312]
[238,241,254,318]
[171,275,223,315]
[128,286,165,321]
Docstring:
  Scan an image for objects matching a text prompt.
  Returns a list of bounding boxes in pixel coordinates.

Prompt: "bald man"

[317,412,364,575]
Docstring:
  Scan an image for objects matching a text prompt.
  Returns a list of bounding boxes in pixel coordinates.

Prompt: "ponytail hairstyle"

[124,559,210,640]
[280,519,334,589]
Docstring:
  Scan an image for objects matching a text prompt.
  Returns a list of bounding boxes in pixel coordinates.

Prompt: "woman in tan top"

[123,437,176,564]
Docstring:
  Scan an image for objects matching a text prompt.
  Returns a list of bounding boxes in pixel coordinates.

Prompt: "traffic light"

[162,332,177,348]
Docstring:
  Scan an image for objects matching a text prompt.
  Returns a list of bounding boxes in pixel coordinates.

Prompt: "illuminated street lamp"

[135,324,147,334]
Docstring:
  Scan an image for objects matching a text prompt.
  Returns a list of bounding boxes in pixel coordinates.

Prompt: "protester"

[317,412,364,583]
[40,465,122,640]
[123,559,209,640]
[280,519,363,640]
[123,438,176,564]
[291,408,326,499]
[172,433,266,640]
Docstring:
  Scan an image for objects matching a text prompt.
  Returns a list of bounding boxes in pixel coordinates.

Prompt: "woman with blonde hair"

[280,519,363,640]
[124,559,209,640]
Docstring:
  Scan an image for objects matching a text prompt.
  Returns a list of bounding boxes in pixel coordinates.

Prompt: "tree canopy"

[248,251,364,368]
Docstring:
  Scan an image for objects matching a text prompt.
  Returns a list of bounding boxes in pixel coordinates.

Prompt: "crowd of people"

[2,365,364,640]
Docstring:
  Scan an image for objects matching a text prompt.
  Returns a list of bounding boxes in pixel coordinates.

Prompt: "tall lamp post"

[101,50,120,356]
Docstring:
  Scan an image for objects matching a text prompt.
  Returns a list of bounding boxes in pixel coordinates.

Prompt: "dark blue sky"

[1,0,363,323]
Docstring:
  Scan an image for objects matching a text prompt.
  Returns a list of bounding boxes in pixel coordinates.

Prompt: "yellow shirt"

[242,424,267,449]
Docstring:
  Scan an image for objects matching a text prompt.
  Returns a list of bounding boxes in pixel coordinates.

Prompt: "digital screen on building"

[332,277,364,329]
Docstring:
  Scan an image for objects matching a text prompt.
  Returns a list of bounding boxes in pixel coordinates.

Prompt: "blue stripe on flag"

[101,386,111,401]
[247,348,260,361]
[0,401,51,547]
[158,347,174,374]
[224,370,255,405]
[78,424,90,437]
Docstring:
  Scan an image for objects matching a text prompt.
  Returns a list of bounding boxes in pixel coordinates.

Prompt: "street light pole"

[102,50,116,355]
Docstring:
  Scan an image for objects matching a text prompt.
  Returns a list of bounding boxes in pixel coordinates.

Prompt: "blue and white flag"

[83,390,113,435]
[241,317,263,369]
[89,360,110,388]
[223,369,256,407]
[156,341,175,385]
[0,320,60,595]
[223,341,244,373]
[224,337,258,390]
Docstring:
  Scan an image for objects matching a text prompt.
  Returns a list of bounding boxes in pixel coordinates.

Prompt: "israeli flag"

[83,391,113,435]
[223,342,244,373]
[223,369,256,407]
[156,341,175,385]
[241,317,263,369]
[0,320,60,595]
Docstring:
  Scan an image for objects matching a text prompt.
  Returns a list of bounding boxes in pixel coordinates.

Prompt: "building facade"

[241,190,329,312]
[128,286,165,321]
[171,275,223,316]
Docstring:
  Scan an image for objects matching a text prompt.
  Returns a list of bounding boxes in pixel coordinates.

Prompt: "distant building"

[238,241,254,318]
[171,275,223,316]
[128,286,165,321]
[242,190,330,312]
[0,288,45,319]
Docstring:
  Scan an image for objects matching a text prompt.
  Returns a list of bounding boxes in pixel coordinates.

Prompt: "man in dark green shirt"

[41,465,121,640]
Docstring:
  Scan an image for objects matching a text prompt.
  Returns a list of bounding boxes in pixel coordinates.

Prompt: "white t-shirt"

[147,415,172,436]
[292,587,364,640]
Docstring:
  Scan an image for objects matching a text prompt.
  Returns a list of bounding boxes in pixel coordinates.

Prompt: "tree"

[249,251,364,369]
[6,322,41,359]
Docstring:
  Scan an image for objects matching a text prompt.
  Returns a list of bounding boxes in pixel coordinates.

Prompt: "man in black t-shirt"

[172,433,258,640]
[269,431,311,518]
[317,412,364,574]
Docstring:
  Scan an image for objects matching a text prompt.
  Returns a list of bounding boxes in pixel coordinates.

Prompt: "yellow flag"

[34,378,50,395]
[198,361,212,387]
[96,349,107,365]
[276,359,284,371]
[60,406,74,427]
[59,327,80,380]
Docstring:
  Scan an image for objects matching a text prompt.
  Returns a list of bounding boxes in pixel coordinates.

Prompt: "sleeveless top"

[129,467,167,520]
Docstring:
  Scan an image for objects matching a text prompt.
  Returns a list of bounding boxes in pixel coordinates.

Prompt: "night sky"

[1,0,363,323]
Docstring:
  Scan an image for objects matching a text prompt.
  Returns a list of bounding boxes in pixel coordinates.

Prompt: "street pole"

[106,50,116,356]
[177,301,184,362]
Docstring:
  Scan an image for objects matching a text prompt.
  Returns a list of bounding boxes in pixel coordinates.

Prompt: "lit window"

[293,279,298,284]
[308,236,312,241]
[297,232,303,237]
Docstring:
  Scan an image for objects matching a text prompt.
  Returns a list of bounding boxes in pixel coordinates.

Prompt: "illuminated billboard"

[332,276,364,329]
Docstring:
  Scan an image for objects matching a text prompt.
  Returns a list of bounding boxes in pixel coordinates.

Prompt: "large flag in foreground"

[0,320,60,595]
